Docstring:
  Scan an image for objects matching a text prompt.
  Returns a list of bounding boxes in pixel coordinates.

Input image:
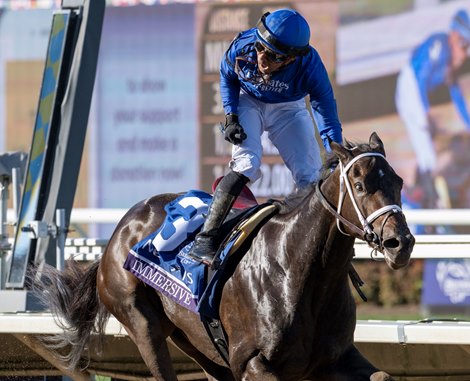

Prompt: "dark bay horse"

[35,132,414,380]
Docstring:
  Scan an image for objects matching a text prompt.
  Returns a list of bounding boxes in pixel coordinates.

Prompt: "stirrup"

[188,235,217,265]
[188,250,215,266]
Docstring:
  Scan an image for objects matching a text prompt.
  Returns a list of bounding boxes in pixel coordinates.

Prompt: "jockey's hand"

[223,114,247,145]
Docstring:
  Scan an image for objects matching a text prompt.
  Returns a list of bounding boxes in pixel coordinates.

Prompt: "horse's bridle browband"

[317,152,403,252]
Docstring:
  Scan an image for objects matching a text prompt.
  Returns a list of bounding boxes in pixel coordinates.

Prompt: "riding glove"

[223,113,247,145]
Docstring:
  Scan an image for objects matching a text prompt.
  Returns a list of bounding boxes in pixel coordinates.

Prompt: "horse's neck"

[241,179,355,325]
[246,179,354,323]
[271,175,354,277]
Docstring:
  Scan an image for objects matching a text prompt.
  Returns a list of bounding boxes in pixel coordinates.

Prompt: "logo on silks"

[435,259,470,303]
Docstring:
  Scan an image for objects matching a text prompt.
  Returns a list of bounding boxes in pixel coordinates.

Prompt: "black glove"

[223,114,247,145]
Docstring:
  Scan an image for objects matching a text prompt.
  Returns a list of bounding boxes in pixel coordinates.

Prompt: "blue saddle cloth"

[123,190,241,317]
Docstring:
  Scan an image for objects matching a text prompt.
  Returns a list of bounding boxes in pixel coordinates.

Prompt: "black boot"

[188,171,248,265]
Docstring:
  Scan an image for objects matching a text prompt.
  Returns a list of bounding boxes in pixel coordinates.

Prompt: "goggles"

[254,41,290,63]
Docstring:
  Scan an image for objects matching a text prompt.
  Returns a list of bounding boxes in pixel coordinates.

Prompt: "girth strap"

[202,317,230,366]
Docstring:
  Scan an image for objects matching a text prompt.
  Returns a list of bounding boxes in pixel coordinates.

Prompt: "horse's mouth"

[384,255,410,270]
[382,234,414,270]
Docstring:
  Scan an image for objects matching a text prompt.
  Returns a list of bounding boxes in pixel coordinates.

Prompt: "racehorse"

[34,132,414,381]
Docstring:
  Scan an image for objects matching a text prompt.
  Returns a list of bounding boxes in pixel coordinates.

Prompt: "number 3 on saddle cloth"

[123,178,278,319]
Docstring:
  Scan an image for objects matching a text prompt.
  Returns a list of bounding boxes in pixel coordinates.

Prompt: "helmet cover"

[256,9,310,56]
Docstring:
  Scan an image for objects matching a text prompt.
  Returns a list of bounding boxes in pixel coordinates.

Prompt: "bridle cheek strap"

[334,153,403,247]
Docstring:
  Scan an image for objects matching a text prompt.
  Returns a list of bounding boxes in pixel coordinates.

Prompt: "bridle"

[317,152,403,254]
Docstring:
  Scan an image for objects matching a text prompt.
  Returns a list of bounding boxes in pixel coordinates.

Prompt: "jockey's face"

[255,41,295,75]
[450,30,469,69]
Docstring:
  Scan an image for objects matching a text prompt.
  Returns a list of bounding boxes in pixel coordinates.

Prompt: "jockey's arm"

[307,59,342,152]
[449,82,470,129]
[310,97,342,152]
[220,48,241,116]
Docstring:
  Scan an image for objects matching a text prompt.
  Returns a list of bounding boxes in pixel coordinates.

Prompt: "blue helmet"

[450,9,470,44]
[256,9,310,56]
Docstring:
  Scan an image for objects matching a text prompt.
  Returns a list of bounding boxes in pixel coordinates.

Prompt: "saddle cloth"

[123,189,277,317]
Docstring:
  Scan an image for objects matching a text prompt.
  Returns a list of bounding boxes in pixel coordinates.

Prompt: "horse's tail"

[31,259,110,370]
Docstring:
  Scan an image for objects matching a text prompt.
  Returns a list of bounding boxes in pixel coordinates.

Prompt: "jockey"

[395,9,470,208]
[189,8,343,265]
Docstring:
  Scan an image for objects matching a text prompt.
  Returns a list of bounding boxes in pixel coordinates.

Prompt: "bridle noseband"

[317,152,403,254]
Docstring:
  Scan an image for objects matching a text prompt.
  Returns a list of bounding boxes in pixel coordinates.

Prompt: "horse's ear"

[343,138,354,149]
[369,132,385,156]
[330,140,353,163]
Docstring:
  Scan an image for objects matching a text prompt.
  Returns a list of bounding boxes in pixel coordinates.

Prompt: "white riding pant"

[229,92,322,187]
[395,64,436,173]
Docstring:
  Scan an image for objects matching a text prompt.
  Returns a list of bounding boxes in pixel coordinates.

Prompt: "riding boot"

[188,171,248,265]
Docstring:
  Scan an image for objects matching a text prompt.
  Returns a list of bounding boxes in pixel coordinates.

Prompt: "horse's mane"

[272,182,316,214]
[320,140,373,180]
[273,155,338,214]
[274,140,372,215]
[320,153,339,181]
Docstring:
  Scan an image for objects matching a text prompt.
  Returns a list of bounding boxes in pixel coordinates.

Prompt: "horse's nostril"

[383,238,399,249]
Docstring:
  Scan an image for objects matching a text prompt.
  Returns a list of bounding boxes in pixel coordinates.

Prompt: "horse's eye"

[354,182,364,192]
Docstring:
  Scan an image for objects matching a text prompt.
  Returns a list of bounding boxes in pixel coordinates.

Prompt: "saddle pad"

[123,190,277,316]
[123,190,212,313]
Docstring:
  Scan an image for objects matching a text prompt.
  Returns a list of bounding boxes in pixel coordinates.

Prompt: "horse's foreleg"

[238,353,281,381]
[169,329,236,381]
[322,345,394,381]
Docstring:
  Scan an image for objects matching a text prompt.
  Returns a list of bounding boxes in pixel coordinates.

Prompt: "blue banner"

[422,259,470,305]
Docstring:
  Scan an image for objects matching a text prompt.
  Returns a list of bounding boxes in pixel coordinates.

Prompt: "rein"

[317,152,403,253]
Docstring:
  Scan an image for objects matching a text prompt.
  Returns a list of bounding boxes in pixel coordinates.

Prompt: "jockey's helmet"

[256,9,310,57]
[451,9,470,44]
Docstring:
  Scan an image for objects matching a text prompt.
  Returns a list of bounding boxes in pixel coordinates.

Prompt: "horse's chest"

[253,305,354,376]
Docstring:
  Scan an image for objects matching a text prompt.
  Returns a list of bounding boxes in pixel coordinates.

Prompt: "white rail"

[6,208,470,260]
[354,234,470,259]
[70,208,470,226]
[7,208,470,226]
[354,319,470,345]
[64,235,470,261]
[0,313,469,346]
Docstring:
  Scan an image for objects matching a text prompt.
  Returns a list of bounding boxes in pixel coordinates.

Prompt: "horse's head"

[326,132,414,269]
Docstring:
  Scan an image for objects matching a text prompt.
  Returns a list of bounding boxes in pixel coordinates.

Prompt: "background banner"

[91,4,197,235]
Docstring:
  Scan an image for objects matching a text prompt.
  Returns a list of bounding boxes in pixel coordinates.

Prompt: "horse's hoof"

[370,371,394,381]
